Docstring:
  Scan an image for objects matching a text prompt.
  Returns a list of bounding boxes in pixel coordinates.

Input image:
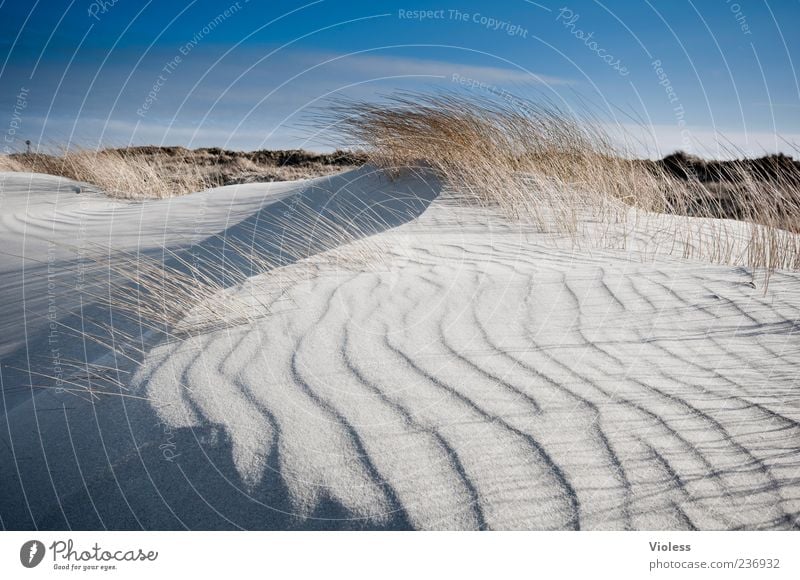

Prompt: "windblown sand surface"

[1,168,798,530]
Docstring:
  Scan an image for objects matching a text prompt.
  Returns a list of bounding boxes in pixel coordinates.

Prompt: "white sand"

[0,168,798,530]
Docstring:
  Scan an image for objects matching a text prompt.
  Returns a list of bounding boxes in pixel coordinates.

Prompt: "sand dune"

[1,168,798,530]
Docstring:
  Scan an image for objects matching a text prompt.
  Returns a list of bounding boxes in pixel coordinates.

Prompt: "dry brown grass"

[0,148,208,199]
[73,183,400,353]
[320,92,664,214]
[0,155,26,172]
[0,146,364,199]
[44,222,383,401]
[317,90,800,278]
[109,146,365,188]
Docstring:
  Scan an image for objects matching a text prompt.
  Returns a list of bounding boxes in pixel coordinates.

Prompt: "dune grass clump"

[0,155,26,172]
[0,146,366,198]
[318,90,800,277]
[74,186,399,350]
[0,147,210,199]
[319,92,668,222]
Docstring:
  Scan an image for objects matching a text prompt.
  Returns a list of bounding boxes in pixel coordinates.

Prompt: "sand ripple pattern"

[1,173,798,530]
[136,204,800,530]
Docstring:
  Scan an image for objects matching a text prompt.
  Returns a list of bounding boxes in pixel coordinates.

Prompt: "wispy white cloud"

[316,52,572,86]
[179,47,573,107]
[11,47,573,149]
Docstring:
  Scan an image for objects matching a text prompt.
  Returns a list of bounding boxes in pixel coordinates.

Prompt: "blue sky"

[1,0,799,157]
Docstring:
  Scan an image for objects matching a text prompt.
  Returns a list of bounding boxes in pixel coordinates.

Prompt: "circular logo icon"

[20,540,46,568]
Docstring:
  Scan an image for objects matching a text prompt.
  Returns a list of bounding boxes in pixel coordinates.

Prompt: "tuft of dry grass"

[318,92,655,209]
[37,224,384,401]
[316,90,800,279]
[0,155,26,172]
[0,146,365,199]
[0,148,209,199]
[75,183,404,345]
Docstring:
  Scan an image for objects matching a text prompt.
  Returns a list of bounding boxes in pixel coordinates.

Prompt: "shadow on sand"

[0,166,439,529]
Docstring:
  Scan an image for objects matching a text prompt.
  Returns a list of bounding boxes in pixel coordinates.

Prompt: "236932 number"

[735,558,780,569]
